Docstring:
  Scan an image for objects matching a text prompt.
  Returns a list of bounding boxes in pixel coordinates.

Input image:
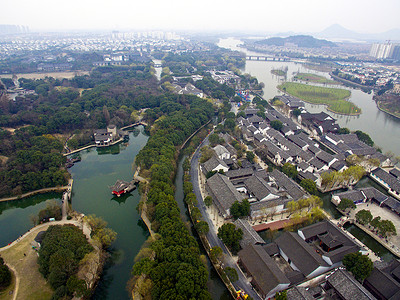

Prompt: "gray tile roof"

[244,175,279,201]
[333,190,366,203]
[276,232,328,277]
[206,173,244,217]
[225,167,254,180]
[287,286,314,300]
[269,169,306,200]
[326,268,376,300]
[202,155,228,174]
[234,219,265,248]
[238,244,290,298]
[372,168,400,193]
[263,243,279,256]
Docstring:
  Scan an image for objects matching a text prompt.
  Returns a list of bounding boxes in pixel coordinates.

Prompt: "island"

[278,82,360,115]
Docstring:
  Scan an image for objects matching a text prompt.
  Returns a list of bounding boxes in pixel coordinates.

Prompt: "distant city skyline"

[2,0,400,34]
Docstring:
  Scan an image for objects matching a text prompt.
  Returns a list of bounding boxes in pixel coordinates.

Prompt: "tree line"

[132,95,214,299]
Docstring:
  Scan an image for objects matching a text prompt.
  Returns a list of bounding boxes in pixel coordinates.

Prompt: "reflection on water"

[0,193,62,246]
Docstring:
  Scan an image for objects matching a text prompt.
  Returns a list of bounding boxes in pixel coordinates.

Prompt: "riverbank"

[0,186,68,203]
[376,100,400,120]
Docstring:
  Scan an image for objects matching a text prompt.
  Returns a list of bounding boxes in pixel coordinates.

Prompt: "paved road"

[190,135,261,300]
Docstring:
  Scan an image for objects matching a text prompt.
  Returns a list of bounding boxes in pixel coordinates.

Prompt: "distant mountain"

[319,24,360,40]
[317,24,400,42]
[255,35,336,48]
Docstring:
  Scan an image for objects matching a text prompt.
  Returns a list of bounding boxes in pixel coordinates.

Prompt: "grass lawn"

[294,73,338,85]
[0,224,54,300]
[278,82,361,115]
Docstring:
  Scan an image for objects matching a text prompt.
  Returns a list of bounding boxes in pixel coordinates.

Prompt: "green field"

[278,82,361,115]
[294,73,338,84]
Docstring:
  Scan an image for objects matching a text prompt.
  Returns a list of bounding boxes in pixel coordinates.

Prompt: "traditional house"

[201,155,229,175]
[205,173,244,218]
[213,145,230,160]
[238,244,291,299]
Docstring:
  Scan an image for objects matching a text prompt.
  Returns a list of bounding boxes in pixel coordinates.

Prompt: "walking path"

[0,186,69,203]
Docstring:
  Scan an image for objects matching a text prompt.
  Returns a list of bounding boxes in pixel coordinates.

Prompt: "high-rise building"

[369,42,400,59]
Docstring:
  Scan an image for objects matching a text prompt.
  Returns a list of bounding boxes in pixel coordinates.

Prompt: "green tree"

[0,259,11,289]
[337,198,356,211]
[270,120,283,131]
[230,199,250,219]
[282,163,298,179]
[217,223,243,254]
[275,290,287,300]
[292,109,301,117]
[195,221,209,235]
[377,220,397,237]
[210,246,223,262]
[246,151,255,163]
[300,178,317,194]
[224,267,238,282]
[224,118,236,131]
[209,133,220,147]
[355,209,373,225]
[204,196,213,207]
[370,216,381,229]
[338,127,350,134]
[342,252,373,282]
[355,130,374,146]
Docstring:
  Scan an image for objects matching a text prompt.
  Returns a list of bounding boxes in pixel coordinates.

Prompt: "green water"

[68,126,149,300]
[0,193,62,246]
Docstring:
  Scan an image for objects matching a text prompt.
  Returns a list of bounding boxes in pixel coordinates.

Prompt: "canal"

[174,155,230,299]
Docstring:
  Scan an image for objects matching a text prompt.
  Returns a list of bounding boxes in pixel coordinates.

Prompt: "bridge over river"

[246,55,289,61]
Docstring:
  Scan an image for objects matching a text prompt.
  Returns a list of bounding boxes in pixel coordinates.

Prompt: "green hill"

[255,35,336,48]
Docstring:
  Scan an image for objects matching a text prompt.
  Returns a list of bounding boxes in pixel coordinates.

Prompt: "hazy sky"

[3,0,400,33]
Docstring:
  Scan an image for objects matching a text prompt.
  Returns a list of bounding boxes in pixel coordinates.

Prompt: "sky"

[2,0,400,34]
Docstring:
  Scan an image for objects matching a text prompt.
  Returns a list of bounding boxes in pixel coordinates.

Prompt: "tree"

[0,257,11,289]
[230,199,250,219]
[282,163,298,179]
[224,267,238,282]
[354,130,374,147]
[287,200,299,217]
[217,223,243,254]
[209,133,220,147]
[355,209,373,225]
[246,151,255,163]
[338,127,350,134]
[93,228,117,248]
[370,216,381,229]
[195,221,209,235]
[270,120,283,131]
[204,196,213,207]
[199,146,214,163]
[275,290,287,300]
[292,109,301,117]
[337,198,356,211]
[300,178,317,195]
[210,246,223,262]
[377,219,397,237]
[342,252,373,282]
